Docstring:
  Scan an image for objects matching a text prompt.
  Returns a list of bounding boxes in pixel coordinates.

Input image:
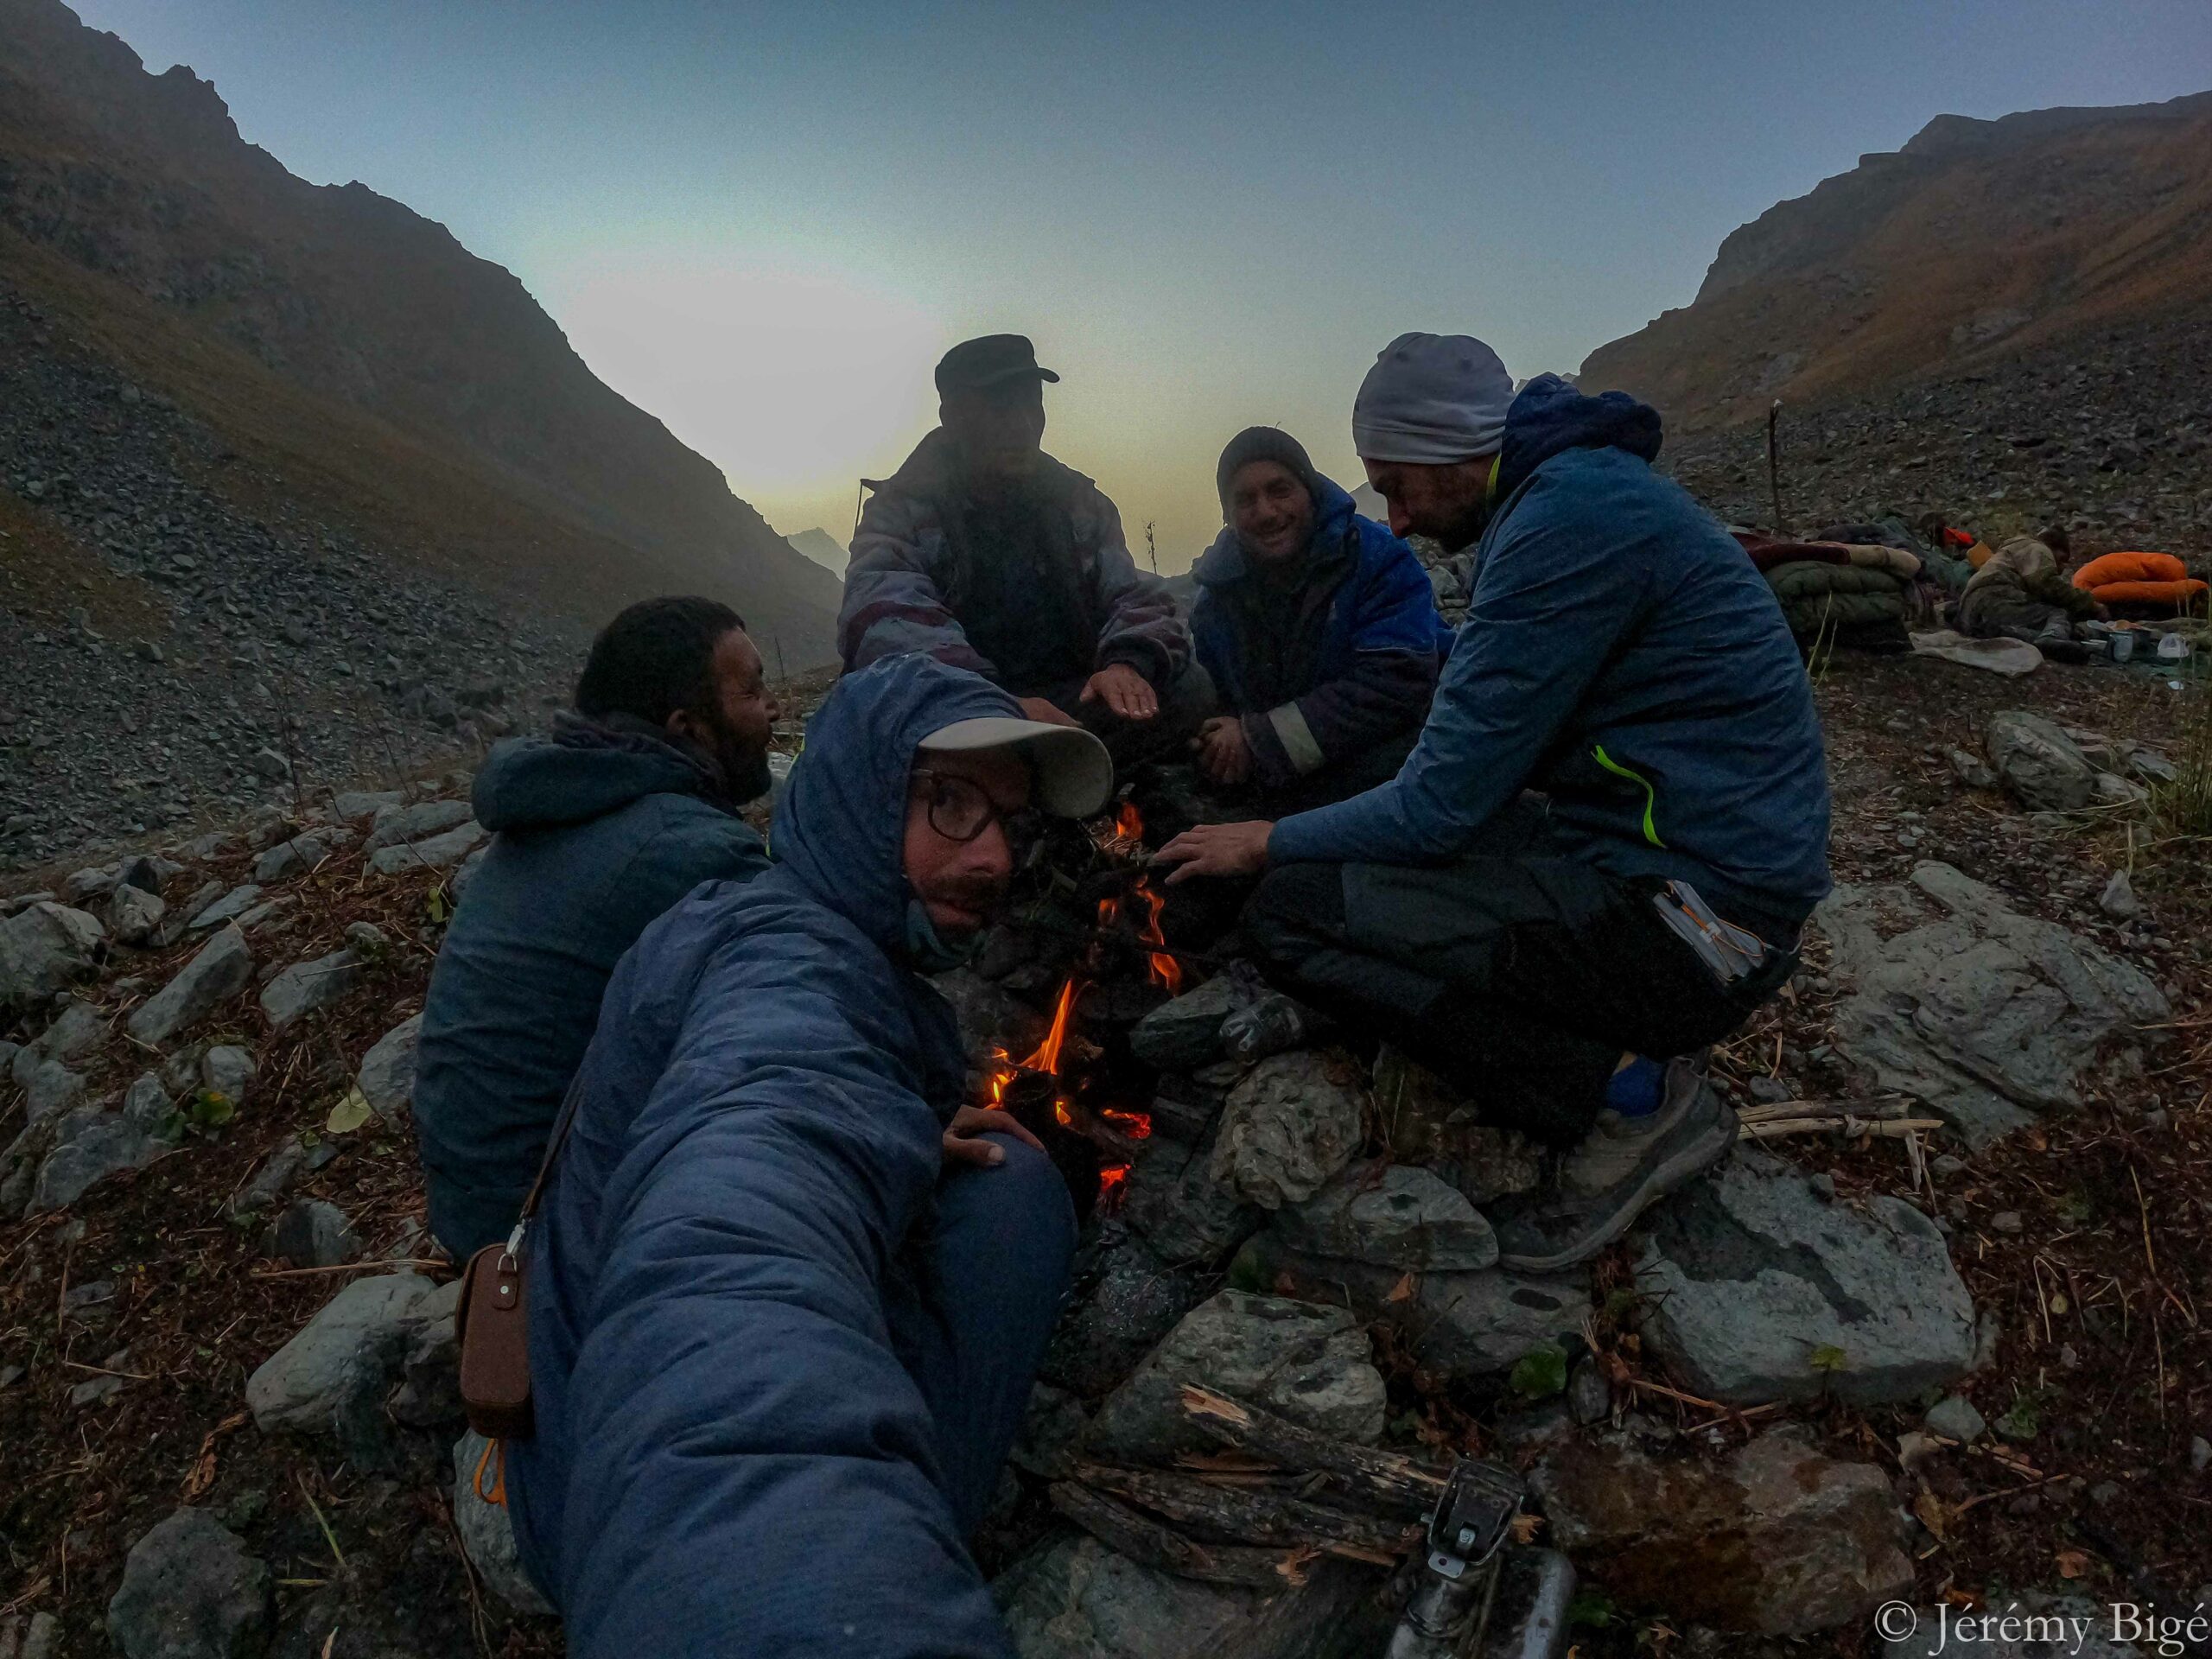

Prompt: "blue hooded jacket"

[1189,475,1448,785]
[1270,376,1831,935]
[505,657,1031,1658]
[414,723,768,1259]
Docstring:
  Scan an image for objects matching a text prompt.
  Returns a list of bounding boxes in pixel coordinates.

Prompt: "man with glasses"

[838,334,1209,765]
[506,655,1113,1656]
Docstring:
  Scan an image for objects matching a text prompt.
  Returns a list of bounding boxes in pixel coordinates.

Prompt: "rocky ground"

[0,279,587,874]
[1,626,2208,1656]
[1661,311,2212,559]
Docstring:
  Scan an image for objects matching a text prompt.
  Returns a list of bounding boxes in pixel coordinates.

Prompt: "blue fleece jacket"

[1269,376,1831,933]
[1189,476,1447,785]
[505,657,1030,1658]
[413,727,768,1259]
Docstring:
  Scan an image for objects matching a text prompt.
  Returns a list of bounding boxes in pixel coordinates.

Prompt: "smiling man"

[1159,334,1830,1273]
[837,334,1208,765]
[505,655,1113,1656]
[1187,426,1446,815]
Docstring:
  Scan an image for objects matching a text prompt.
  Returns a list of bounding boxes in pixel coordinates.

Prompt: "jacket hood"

[472,719,727,833]
[1192,474,1359,589]
[770,656,1025,957]
[1496,374,1663,500]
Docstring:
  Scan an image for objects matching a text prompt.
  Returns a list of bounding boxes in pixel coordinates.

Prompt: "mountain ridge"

[1580,89,2212,432]
[0,0,842,660]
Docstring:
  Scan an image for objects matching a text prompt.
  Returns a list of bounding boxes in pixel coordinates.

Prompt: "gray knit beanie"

[1216,427,1319,515]
[1352,333,1514,464]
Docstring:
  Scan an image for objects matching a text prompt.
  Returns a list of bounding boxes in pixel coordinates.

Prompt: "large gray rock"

[1039,1234,1208,1400]
[251,835,334,885]
[367,819,485,875]
[332,789,404,822]
[1086,1290,1385,1463]
[1121,1130,1263,1268]
[0,901,105,1010]
[365,798,474,849]
[25,996,106,1067]
[187,885,262,931]
[123,1071,177,1135]
[1985,709,2097,811]
[245,1273,450,1469]
[107,883,168,947]
[1818,862,2169,1145]
[200,1046,257,1108]
[1207,1051,1364,1210]
[106,1506,271,1659]
[1636,1150,1975,1405]
[0,1611,60,1659]
[259,947,365,1032]
[130,927,255,1046]
[452,1433,556,1616]
[995,1532,1391,1659]
[1238,1230,1586,1380]
[1275,1161,1497,1271]
[1128,974,1243,1071]
[268,1199,359,1268]
[1533,1427,1911,1637]
[18,1058,86,1128]
[31,1106,161,1212]
[354,1014,421,1121]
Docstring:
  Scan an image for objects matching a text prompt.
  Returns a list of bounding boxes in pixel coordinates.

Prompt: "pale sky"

[67,0,2212,572]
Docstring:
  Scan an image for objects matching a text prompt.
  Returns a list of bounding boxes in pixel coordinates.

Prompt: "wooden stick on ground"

[1047,1483,1313,1589]
[1074,1463,1421,1558]
[1176,1385,1449,1521]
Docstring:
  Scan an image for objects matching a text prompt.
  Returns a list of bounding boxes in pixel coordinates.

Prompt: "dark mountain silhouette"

[0,0,842,659]
[1581,91,2212,431]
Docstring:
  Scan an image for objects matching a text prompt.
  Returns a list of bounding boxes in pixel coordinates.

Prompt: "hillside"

[0,0,841,658]
[1581,90,2212,430]
[785,525,849,577]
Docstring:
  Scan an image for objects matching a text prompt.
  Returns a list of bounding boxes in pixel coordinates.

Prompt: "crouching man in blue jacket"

[1159,334,1831,1274]
[506,655,1113,1656]
[1187,426,1447,817]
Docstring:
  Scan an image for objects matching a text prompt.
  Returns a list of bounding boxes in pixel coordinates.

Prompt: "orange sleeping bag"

[2074,552,2207,613]
[2082,580,2209,609]
[2074,551,2190,588]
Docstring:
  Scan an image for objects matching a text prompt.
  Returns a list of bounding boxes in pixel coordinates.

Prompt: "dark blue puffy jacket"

[415,724,768,1258]
[1271,376,1831,936]
[505,657,1028,1658]
[1189,476,1448,785]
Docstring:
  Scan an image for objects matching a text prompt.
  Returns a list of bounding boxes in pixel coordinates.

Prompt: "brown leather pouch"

[456,1237,533,1439]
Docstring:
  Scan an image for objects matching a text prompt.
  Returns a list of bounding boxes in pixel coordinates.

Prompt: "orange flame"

[1020,976,1082,1077]
[1097,1163,1130,1210]
[1100,1108,1153,1140]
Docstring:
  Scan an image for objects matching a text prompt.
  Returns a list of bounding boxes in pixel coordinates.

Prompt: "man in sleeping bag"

[505,654,1115,1655]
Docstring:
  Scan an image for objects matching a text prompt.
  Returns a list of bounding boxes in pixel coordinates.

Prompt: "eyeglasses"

[910,768,1038,844]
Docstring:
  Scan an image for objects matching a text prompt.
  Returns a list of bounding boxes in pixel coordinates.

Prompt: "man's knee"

[943,1132,1077,1269]
[1243,861,1345,968]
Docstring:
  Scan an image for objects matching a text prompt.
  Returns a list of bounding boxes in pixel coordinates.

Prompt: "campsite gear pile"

[1735,526,1930,653]
[2072,550,2210,619]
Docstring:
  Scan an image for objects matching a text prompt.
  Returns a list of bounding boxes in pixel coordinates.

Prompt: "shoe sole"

[1496,1097,1739,1274]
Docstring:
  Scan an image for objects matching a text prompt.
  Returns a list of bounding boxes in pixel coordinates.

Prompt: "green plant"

[1509,1344,1568,1401]
[2151,664,2212,839]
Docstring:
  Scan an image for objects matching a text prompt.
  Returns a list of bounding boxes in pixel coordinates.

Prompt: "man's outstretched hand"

[1079,663,1159,722]
[944,1105,1046,1169]
[1154,820,1274,885]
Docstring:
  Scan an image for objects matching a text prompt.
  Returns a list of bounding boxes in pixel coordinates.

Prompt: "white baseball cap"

[917,717,1113,818]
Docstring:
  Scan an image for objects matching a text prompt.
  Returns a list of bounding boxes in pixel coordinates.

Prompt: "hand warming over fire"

[944,1103,1046,1168]
[1079,662,1159,721]
[1154,819,1274,883]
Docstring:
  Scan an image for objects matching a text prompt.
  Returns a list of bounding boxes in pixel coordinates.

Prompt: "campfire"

[984,799,1183,1214]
